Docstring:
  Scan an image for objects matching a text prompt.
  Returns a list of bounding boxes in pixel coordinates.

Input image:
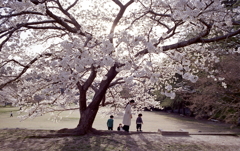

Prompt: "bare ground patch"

[0,128,240,151]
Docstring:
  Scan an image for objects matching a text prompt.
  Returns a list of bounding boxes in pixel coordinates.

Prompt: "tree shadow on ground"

[58,131,154,151]
[22,130,155,151]
[1,129,240,151]
[57,131,194,151]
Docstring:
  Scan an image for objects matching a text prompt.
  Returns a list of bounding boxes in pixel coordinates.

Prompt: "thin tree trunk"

[183,107,186,115]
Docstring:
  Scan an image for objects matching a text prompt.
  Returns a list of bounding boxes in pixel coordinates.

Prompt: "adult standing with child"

[122,100,135,132]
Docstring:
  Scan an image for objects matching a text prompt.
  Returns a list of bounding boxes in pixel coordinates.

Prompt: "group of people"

[107,100,143,132]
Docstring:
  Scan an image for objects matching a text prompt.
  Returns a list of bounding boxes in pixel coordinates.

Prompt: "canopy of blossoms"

[0,0,239,120]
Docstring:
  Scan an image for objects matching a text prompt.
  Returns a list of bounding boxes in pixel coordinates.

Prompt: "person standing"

[122,100,135,132]
[136,113,143,132]
[107,115,114,130]
[10,111,13,117]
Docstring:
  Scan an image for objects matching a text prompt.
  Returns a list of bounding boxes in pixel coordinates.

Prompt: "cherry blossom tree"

[0,0,240,134]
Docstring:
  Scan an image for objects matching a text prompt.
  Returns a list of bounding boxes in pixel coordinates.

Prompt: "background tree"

[167,0,240,123]
[0,0,240,135]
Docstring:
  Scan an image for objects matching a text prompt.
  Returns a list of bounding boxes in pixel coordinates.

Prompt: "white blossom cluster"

[0,0,238,119]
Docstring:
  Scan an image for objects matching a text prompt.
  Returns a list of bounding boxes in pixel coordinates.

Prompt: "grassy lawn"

[0,107,239,133]
[0,107,19,114]
[0,107,240,150]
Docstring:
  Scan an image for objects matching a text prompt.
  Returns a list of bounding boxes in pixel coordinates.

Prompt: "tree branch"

[109,77,124,87]
[0,11,44,18]
[89,64,119,108]
[109,0,134,43]
[201,28,240,43]
[137,27,240,57]
[25,26,65,30]
[66,0,79,11]
[83,65,97,91]
[0,53,52,90]
[46,8,84,35]
[55,0,81,30]
[135,21,214,56]
[148,10,171,17]
[126,11,148,30]
[0,31,13,51]
[112,0,124,8]
[1,59,27,68]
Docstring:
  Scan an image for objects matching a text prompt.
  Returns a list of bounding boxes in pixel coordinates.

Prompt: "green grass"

[0,107,19,114]
[61,117,79,121]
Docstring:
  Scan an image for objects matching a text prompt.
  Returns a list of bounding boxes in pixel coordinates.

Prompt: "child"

[107,115,114,130]
[117,123,124,131]
[136,113,143,132]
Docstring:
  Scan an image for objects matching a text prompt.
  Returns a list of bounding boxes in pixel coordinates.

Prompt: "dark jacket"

[107,118,114,127]
[136,117,143,124]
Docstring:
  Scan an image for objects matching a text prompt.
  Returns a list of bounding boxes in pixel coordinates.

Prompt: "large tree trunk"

[75,106,99,135]
[74,64,119,135]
